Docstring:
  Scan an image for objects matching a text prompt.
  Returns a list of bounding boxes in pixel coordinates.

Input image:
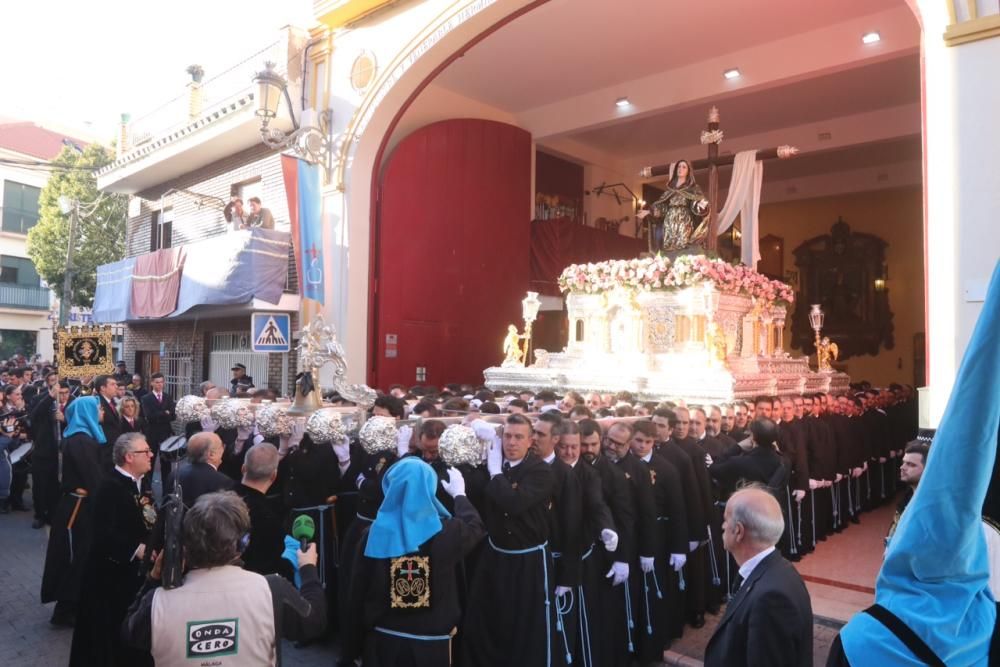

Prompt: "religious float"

[485,254,849,403]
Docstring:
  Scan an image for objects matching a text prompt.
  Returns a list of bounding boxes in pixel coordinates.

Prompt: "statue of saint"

[502,324,527,367]
[817,336,839,372]
[651,159,710,254]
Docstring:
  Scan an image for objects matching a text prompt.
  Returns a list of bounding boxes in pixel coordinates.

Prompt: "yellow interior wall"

[758,186,924,387]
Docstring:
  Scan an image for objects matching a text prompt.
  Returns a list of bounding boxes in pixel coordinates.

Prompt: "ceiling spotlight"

[615,97,631,108]
[862,31,881,44]
[723,68,741,80]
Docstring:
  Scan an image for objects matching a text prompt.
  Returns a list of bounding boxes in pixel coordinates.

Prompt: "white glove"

[705,453,714,466]
[793,489,806,503]
[640,556,655,574]
[879,457,887,463]
[669,553,687,572]
[606,561,629,586]
[471,419,499,443]
[808,479,821,490]
[332,436,351,463]
[440,467,466,497]
[356,473,366,490]
[851,467,863,478]
[487,435,503,477]
[288,420,305,451]
[555,586,572,597]
[396,425,413,457]
[835,473,844,483]
[688,541,699,553]
[738,436,753,451]
[600,528,619,552]
[199,415,218,432]
[234,426,253,454]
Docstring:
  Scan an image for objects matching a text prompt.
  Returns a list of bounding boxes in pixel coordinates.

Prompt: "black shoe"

[689,613,705,628]
[31,518,45,529]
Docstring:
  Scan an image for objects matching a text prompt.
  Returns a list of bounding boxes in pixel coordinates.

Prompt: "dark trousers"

[10,460,29,507]
[31,457,60,522]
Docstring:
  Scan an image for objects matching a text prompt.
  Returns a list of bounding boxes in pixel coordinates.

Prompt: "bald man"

[166,432,234,506]
[704,487,813,667]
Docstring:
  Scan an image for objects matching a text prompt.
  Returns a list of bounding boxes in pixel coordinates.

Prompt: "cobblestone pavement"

[0,493,339,667]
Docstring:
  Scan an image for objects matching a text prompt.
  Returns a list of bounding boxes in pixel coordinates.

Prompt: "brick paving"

[0,495,339,667]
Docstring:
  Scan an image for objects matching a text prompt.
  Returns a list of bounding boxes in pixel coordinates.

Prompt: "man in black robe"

[236,443,294,579]
[630,420,689,654]
[28,381,71,528]
[69,432,155,666]
[672,406,720,626]
[463,413,559,667]
[578,419,634,667]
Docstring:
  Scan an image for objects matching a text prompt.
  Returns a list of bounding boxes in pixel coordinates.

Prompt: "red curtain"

[529,219,646,295]
[131,247,185,318]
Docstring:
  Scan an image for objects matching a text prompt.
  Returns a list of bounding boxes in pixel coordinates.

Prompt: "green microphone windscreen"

[291,514,315,541]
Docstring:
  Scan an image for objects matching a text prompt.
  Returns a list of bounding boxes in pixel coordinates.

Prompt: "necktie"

[502,461,511,474]
[157,393,162,403]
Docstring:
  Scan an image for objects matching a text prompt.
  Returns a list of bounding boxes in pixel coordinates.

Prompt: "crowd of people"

[1,352,921,666]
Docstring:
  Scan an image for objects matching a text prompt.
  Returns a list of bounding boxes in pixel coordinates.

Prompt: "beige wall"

[759,186,924,387]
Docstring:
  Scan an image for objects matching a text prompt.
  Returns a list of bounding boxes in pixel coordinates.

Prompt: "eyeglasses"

[605,437,629,448]
[130,448,153,455]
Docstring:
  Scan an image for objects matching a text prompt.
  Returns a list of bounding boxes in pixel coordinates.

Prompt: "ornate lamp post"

[253,62,337,181]
[808,304,825,369]
[521,291,542,366]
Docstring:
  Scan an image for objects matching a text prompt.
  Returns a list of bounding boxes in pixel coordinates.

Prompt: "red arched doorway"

[371,118,532,388]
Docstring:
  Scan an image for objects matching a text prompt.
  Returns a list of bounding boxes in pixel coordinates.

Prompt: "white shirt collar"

[543,452,556,464]
[505,456,524,469]
[640,452,653,463]
[738,546,776,584]
[115,465,142,493]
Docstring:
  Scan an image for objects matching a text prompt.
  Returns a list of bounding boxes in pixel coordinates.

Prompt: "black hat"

[116,360,127,367]
[231,363,247,371]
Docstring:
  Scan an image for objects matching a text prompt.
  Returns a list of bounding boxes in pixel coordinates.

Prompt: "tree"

[26,144,127,308]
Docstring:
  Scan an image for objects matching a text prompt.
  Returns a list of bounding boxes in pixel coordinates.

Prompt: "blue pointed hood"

[63,395,107,444]
[840,259,1000,665]
[364,457,450,559]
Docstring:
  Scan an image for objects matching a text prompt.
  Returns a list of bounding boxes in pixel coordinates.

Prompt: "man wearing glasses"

[69,433,157,665]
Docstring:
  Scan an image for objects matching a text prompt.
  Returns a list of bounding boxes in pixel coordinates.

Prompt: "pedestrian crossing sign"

[251,312,291,352]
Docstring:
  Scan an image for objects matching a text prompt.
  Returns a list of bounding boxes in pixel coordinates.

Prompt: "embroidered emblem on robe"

[390,555,431,609]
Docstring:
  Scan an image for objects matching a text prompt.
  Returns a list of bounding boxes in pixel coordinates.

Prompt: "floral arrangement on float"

[557,254,795,306]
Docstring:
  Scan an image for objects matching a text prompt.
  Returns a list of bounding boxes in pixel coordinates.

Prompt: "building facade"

[0,121,75,360]
[95,29,307,396]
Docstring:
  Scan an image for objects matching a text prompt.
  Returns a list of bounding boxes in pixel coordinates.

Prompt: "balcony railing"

[0,283,51,310]
[128,38,289,147]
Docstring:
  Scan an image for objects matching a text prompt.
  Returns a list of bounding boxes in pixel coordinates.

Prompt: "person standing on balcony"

[245,197,275,229]
[224,197,246,231]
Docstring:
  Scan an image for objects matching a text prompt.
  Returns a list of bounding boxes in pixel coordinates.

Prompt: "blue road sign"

[252,312,291,352]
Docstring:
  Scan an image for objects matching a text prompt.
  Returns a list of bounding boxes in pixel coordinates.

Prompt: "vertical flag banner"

[281,155,325,305]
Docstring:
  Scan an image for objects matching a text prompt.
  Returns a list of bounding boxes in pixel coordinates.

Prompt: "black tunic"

[41,433,106,604]
[343,496,486,666]
[69,470,154,666]
[463,454,559,667]
[547,456,583,587]
[236,483,295,580]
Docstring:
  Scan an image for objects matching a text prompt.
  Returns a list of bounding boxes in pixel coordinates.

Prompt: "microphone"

[291,514,315,552]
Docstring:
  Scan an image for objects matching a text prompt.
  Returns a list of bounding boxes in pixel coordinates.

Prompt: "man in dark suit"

[164,431,234,505]
[140,372,175,483]
[235,443,293,580]
[704,487,813,667]
[94,375,123,452]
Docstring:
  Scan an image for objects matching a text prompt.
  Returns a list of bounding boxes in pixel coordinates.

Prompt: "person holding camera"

[124,491,326,667]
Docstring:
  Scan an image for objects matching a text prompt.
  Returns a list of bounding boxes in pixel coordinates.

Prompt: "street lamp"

[57,195,78,328]
[253,61,336,181]
[808,304,825,368]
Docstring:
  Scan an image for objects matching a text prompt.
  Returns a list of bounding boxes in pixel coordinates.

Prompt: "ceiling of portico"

[436,0,908,114]
[425,0,922,177]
